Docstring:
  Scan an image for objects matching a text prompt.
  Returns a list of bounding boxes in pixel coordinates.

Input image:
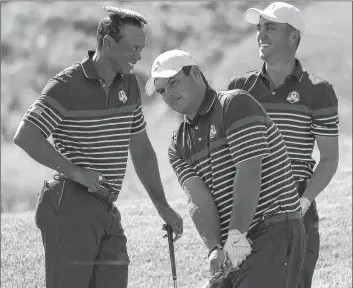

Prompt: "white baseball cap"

[244,2,305,35]
[145,49,197,96]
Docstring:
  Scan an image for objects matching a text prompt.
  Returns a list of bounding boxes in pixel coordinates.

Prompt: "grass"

[1,171,352,288]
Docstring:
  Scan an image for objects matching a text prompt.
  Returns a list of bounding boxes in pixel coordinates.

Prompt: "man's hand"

[223,229,252,269]
[159,206,183,241]
[300,197,311,216]
[208,248,232,283]
[71,167,105,192]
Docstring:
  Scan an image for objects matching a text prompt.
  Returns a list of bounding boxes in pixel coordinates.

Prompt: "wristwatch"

[208,244,223,258]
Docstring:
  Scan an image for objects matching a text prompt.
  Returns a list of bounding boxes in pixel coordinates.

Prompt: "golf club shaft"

[165,224,177,287]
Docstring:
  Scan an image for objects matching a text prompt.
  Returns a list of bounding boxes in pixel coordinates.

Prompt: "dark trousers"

[297,183,320,288]
[35,176,129,288]
[212,212,305,288]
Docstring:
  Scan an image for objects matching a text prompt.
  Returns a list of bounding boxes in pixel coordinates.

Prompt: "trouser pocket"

[35,178,66,228]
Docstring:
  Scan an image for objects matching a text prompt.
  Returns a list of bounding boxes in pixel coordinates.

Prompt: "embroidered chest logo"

[287,91,300,104]
[118,90,128,103]
[210,125,217,139]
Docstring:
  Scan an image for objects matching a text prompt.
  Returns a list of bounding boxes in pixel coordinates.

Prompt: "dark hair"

[286,24,301,50]
[96,6,147,49]
[182,65,210,87]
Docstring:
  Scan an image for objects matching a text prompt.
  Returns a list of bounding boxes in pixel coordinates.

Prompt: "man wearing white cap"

[228,2,339,287]
[146,49,305,287]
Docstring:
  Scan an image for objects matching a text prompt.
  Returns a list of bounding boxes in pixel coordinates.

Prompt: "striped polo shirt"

[168,87,300,243]
[22,50,146,195]
[228,60,339,184]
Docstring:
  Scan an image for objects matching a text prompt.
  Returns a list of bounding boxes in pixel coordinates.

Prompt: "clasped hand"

[223,229,252,269]
[208,248,232,283]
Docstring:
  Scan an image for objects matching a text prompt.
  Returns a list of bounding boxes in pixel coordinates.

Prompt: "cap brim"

[244,8,286,25]
[145,69,180,96]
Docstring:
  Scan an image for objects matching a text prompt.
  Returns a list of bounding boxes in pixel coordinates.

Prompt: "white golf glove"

[223,229,252,269]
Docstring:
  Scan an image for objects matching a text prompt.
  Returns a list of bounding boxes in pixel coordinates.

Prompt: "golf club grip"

[198,267,239,288]
[198,273,222,288]
[166,224,177,280]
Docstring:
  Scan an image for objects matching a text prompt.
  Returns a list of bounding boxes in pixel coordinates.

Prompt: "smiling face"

[104,24,145,74]
[154,67,202,115]
[256,17,298,63]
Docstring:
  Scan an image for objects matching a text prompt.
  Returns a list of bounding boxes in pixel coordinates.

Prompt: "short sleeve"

[227,73,255,92]
[168,133,198,188]
[130,99,147,134]
[130,78,146,134]
[227,76,239,91]
[22,78,66,138]
[311,83,339,136]
[224,92,270,166]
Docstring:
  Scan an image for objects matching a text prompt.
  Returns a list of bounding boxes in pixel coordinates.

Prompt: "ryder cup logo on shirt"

[118,90,128,103]
[287,91,300,104]
[210,125,217,139]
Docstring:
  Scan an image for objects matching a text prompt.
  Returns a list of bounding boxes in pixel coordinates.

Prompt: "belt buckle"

[110,193,118,202]
[100,186,117,203]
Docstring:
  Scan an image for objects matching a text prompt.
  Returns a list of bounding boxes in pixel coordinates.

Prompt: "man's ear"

[102,35,114,49]
[290,29,300,43]
[190,65,201,79]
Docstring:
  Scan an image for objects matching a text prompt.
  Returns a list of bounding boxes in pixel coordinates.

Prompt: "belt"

[53,172,119,203]
[263,211,302,225]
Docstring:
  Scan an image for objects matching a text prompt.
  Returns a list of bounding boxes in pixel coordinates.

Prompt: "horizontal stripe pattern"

[24,101,63,137]
[226,120,300,239]
[168,149,198,187]
[265,104,338,181]
[227,123,270,166]
[311,112,339,136]
[169,119,299,244]
[22,99,146,194]
[169,141,236,244]
[228,71,339,183]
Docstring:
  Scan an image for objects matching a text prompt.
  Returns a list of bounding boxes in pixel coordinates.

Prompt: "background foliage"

[1,1,351,212]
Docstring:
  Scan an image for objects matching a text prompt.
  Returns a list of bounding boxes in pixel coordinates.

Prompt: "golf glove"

[223,229,252,269]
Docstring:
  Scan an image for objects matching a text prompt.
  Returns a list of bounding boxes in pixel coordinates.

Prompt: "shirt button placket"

[195,126,201,141]
[99,79,106,87]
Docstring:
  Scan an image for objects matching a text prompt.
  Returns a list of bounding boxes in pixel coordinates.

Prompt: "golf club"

[197,266,239,288]
[162,223,178,288]
[198,271,223,288]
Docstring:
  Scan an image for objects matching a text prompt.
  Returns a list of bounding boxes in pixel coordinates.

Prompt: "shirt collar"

[81,50,101,79]
[260,59,304,82]
[184,87,217,124]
